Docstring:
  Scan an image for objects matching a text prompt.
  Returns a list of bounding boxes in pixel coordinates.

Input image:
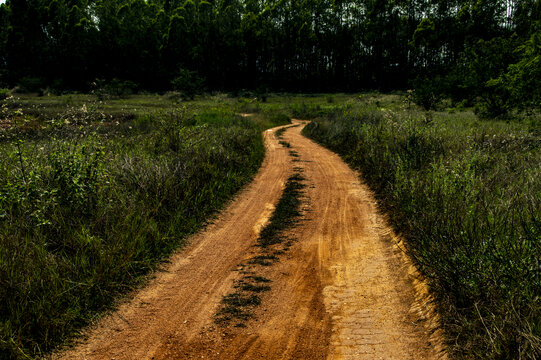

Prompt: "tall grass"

[304,106,541,359]
[0,101,289,359]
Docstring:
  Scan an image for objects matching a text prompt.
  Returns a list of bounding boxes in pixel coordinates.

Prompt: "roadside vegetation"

[0,94,289,359]
[302,94,541,359]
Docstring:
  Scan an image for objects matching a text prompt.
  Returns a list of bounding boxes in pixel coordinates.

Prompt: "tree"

[495,24,541,111]
[0,3,9,87]
[5,0,49,86]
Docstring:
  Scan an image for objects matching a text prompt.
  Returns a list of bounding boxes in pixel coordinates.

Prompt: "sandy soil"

[53,121,446,360]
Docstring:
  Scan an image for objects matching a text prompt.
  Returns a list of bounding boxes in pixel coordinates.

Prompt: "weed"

[222,293,262,307]
[248,255,278,266]
[274,127,286,139]
[274,124,299,140]
[258,173,305,247]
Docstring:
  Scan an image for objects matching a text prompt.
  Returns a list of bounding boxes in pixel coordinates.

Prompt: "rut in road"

[55,121,446,360]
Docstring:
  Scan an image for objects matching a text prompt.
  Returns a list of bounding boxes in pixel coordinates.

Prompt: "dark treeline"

[0,0,540,109]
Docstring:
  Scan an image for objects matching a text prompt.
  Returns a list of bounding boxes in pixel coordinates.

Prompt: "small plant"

[279,140,290,148]
[274,127,286,139]
[289,150,299,157]
[239,283,271,293]
[248,254,278,266]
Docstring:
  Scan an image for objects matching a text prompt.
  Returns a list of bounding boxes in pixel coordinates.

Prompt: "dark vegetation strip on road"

[0,100,290,359]
[302,107,541,360]
[216,137,306,326]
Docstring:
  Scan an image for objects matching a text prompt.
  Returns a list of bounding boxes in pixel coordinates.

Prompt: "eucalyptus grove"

[0,0,539,112]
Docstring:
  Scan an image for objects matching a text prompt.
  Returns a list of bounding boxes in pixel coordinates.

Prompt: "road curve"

[54,121,445,360]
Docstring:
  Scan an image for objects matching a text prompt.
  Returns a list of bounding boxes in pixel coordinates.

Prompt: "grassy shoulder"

[0,95,289,359]
[302,96,541,359]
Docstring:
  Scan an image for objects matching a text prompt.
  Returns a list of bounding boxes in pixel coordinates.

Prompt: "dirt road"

[55,121,445,360]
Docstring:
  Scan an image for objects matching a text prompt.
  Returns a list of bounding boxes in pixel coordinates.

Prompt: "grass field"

[0,92,539,359]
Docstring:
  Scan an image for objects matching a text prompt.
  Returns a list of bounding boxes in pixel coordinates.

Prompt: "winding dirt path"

[54,121,446,360]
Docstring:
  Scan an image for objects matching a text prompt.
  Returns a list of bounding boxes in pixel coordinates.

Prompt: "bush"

[450,37,521,118]
[412,76,445,110]
[288,102,323,119]
[171,69,204,100]
[495,27,541,112]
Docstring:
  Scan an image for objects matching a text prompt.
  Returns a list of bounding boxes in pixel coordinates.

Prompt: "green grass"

[0,95,290,359]
[303,97,541,359]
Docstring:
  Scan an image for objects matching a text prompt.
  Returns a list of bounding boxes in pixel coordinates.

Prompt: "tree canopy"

[0,0,539,111]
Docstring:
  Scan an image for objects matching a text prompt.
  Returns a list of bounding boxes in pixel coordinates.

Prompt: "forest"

[0,0,540,116]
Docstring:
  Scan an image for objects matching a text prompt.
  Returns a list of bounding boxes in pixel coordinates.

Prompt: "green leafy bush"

[412,76,445,110]
[171,69,204,100]
[495,26,541,112]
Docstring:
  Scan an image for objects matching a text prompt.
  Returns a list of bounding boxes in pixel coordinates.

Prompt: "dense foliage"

[0,96,289,359]
[303,95,541,359]
[0,0,539,114]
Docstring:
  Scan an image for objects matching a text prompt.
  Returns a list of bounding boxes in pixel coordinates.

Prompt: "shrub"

[288,102,323,119]
[412,76,445,110]
[171,69,204,100]
[494,27,541,113]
